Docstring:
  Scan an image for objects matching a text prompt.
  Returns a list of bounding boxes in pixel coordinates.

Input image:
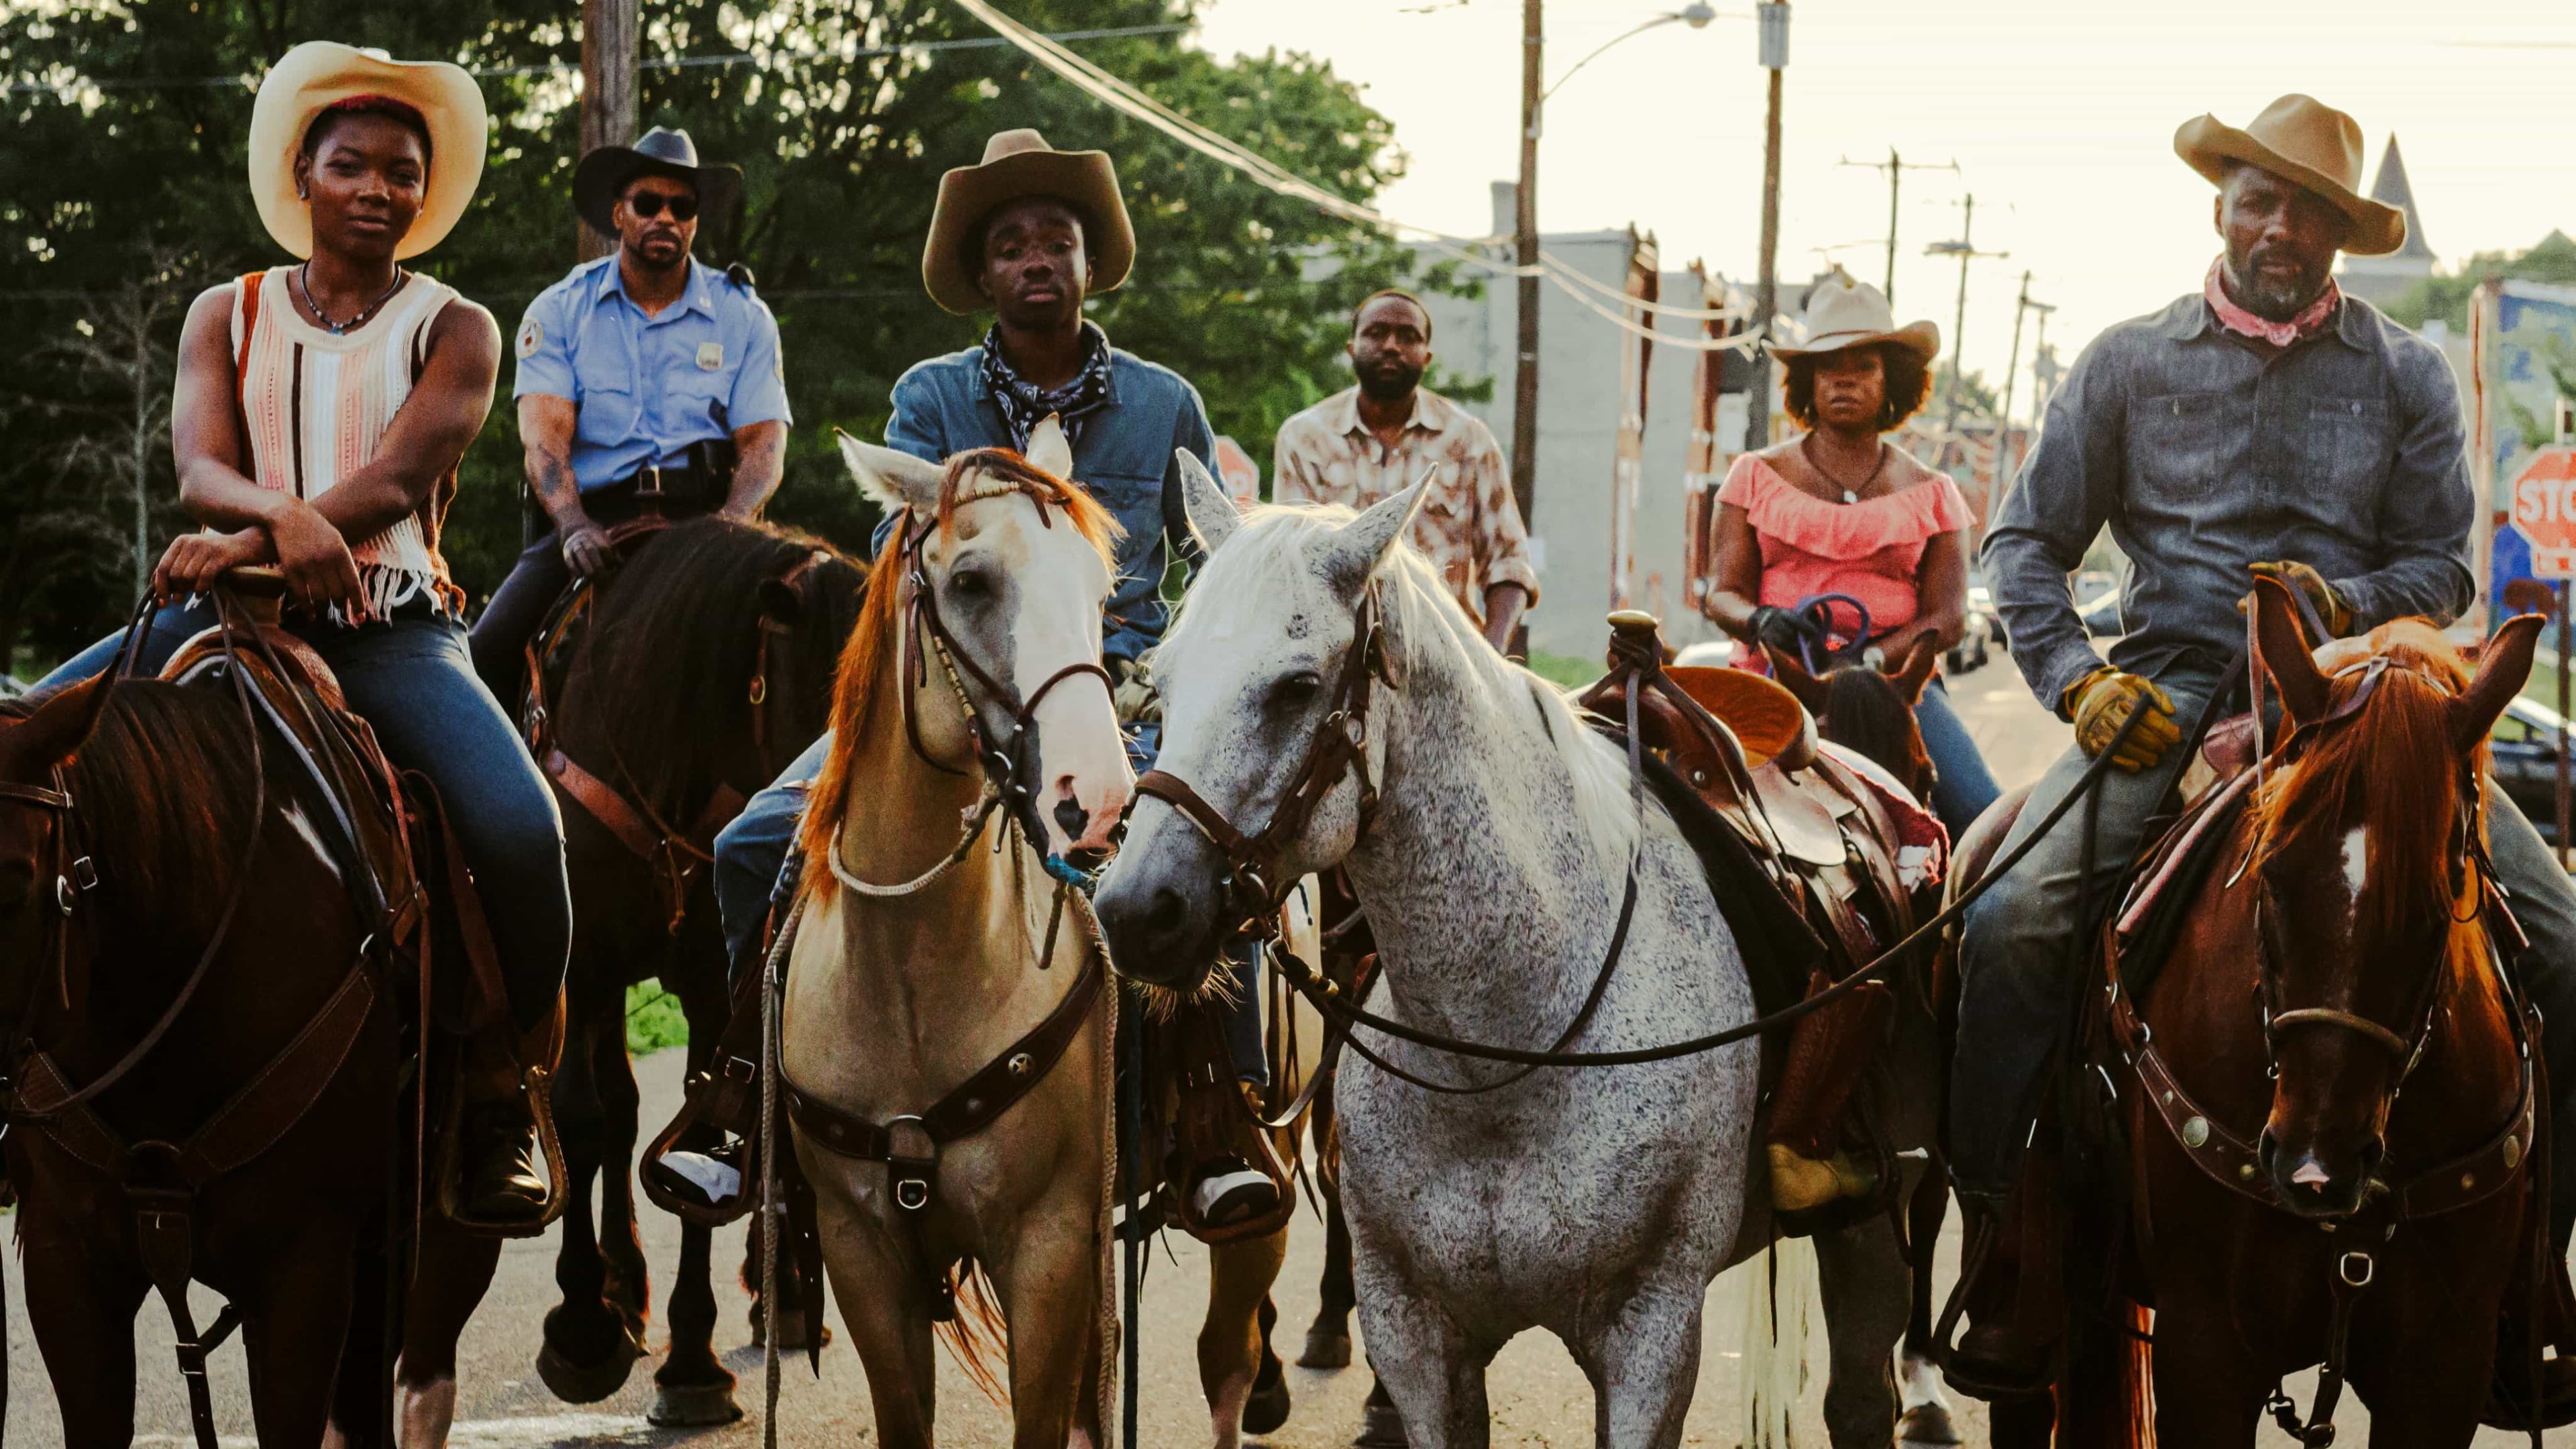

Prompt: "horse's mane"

[1159,501,1638,871]
[2255,621,2479,935]
[798,449,1121,867]
[3,682,264,947]
[559,517,866,820]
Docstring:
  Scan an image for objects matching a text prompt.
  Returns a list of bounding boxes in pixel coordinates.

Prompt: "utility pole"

[1745,1,1788,453]
[1926,195,2008,455]
[1837,148,1956,305]
[579,0,639,262]
[1510,0,1544,527]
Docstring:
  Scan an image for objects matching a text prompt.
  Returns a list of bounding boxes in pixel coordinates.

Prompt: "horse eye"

[1267,672,1322,714]
[947,570,991,601]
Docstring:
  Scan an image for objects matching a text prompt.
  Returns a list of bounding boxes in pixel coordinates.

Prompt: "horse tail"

[2055,1297,2155,1448]
[1731,1237,1819,1449]
[936,1257,1012,1405]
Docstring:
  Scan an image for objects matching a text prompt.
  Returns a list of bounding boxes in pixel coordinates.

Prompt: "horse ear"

[2453,612,2544,752]
[0,674,112,775]
[837,431,943,516]
[1765,644,1832,714]
[1026,414,1074,480]
[757,576,802,626]
[1174,448,1240,556]
[1888,634,1941,705]
[1317,467,1432,602]
[2251,576,2331,725]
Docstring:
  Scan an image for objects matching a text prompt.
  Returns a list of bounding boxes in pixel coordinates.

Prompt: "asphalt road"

[9,651,2569,1446]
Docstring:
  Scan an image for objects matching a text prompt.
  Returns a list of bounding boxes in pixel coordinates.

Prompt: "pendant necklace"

[300,262,408,335]
[1801,433,1887,504]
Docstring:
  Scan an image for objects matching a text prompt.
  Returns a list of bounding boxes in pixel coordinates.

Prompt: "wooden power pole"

[579,0,639,262]
[1745,1,1788,453]
[1837,148,1957,306]
[1510,0,1544,529]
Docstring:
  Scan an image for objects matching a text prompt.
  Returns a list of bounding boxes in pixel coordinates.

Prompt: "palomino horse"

[780,425,1292,1447]
[0,612,520,1449]
[517,518,862,1425]
[1098,466,1762,1448]
[1984,579,2546,1446]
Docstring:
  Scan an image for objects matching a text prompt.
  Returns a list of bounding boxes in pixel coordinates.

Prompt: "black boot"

[1945,1191,2049,1398]
[461,1102,548,1222]
[2485,1312,2576,1429]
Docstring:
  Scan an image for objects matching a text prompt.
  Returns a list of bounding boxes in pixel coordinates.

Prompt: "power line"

[3,23,1189,95]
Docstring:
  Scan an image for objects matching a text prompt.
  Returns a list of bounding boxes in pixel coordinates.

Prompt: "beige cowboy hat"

[922,129,1134,315]
[1770,274,1939,362]
[2174,93,2405,256]
[247,41,488,262]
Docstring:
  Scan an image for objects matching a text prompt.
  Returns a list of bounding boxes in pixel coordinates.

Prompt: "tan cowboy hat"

[1770,274,1939,362]
[921,129,1134,315]
[2174,94,2405,256]
[247,42,488,262]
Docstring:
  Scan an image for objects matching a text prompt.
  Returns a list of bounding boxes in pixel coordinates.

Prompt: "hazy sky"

[1187,0,2575,411]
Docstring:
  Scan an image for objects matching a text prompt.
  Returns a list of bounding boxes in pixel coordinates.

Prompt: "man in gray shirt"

[1955,94,2576,1407]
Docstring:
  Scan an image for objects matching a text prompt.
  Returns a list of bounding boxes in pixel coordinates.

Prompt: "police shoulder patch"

[517,318,543,359]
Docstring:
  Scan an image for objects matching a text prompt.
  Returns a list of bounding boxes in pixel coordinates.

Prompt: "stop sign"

[2510,445,2576,577]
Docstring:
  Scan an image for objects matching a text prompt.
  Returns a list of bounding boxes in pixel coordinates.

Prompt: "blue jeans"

[1914,676,2002,837]
[714,728,1269,1085]
[41,602,572,1033]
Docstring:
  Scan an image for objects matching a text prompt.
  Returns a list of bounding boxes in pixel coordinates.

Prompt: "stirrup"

[1190,1161,1279,1228]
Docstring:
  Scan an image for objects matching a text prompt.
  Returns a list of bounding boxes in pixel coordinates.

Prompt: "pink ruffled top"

[1718,452,1972,643]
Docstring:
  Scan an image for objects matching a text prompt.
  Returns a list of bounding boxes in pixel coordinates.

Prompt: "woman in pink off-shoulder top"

[1703,274,1999,831]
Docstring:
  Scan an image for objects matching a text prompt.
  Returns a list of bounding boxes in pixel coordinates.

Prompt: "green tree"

[2381,230,2576,333]
[1,0,1463,672]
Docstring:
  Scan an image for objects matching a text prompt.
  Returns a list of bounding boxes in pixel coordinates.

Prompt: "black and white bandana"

[979,321,1114,451]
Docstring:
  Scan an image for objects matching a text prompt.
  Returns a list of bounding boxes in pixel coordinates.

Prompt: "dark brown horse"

[0,639,519,1449]
[518,517,863,1425]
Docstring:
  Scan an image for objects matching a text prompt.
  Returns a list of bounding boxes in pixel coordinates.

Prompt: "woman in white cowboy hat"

[36,41,568,1221]
[1701,272,1998,833]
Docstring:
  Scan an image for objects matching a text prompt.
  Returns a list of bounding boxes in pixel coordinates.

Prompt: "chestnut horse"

[2023,580,2545,1446]
[0,631,501,1448]
[513,517,863,1428]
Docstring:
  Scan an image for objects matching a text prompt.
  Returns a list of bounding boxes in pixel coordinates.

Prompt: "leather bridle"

[894,482,1116,841]
[1132,586,1391,937]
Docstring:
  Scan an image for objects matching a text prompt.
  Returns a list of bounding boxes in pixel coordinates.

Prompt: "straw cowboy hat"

[1770,274,1939,362]
[922,129,1134,315]
[2174,94,2406,256]
[572,126,742,239]
[246,41,488,262]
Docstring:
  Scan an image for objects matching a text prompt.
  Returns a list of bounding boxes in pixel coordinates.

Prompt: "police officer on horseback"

[1953,93,2576,1419]
[467,127,790,704]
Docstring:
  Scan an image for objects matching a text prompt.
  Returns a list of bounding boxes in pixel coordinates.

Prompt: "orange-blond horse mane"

[796,447,1122,875]
[2255,619,2484,936]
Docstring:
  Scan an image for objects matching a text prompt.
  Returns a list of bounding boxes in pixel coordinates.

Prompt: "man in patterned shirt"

[1274,290,1538,650]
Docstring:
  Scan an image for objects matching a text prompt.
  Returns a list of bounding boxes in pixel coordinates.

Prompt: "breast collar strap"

[1134,588,1389,934]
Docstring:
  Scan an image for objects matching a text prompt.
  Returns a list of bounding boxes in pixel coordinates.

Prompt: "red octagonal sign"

[2511,445,2576,578]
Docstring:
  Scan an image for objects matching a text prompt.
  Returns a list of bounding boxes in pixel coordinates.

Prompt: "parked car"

[2491,694,2576,847]
[1947,585,1996,674]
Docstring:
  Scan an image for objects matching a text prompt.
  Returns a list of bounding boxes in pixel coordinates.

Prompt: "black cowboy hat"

[572,126,743,238]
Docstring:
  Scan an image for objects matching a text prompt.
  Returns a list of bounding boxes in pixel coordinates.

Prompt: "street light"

[1508,1,1723,536]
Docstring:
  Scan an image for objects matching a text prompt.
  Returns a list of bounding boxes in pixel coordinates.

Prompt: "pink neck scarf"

[2204,258,2339,348]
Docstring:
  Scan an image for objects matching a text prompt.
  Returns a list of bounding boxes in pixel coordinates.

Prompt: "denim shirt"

[878,341,1216,670]
[1982,291,2475,710]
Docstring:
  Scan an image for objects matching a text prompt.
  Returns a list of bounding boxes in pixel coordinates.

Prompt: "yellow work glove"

[2062,667,2180,773]
[2247,560,2354,637]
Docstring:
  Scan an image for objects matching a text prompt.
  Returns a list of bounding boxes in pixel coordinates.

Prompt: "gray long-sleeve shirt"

[1983,290,2476,710]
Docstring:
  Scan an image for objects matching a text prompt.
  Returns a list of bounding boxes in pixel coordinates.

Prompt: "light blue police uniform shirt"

[513,256,791,492]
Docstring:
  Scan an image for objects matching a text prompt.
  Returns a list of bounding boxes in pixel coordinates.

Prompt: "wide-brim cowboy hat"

[922,129,1134,315]
[1770,274,1940,362]
[247,42,488,262]
[2174,93,2405,257]
[573,127,743,239]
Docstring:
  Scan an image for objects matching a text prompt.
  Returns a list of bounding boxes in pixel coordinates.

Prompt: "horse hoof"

[534,1333,643,1405]
[646,1381,745,1428]
[1898,1403,1964,1446]
[1243,1353,1292,1435]
[1297,1326,1352,1370]
[1353,1398,1408,1448]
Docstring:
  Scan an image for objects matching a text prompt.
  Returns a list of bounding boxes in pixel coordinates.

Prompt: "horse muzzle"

[2258,1125,2384,1220]
[1093,825,1228,992]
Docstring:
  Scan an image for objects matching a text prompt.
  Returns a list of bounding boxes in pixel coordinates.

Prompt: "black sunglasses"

[628,190,699,221]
